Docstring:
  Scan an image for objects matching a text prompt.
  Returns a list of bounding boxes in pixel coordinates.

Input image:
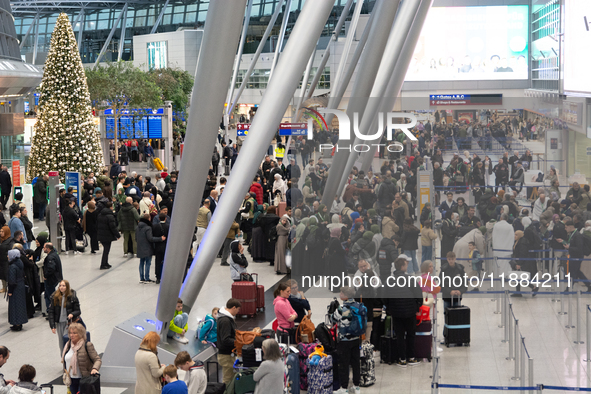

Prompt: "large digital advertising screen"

[404,5,529,82]
[564,0,591,96]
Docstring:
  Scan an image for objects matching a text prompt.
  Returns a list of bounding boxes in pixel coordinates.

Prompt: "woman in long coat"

[250,204,267,262]
[274,215,290,275]
[7,249,27,331]
[259,206,280,265]
[0,226,14,293]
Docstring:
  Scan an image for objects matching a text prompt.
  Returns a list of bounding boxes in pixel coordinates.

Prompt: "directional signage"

[279,122,308,136]
[237,123,250,136]
[429,94,503,106]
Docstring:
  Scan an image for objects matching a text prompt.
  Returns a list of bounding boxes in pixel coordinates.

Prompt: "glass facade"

[235,66,330,90]
[12,0,376,64]
[531,0,560,91]
[147,41,167,70]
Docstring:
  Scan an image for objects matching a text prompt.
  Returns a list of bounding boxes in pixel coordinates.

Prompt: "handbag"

[80,373,101,394]
[454,174,465,182]
[416,305,431,324]
[239,273,253,282]
[62,366,72,386]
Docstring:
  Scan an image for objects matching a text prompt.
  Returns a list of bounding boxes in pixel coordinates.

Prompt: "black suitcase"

[242,344,262,368]
[205,360,226,394]
[40,384,53,394]
[444,297,470,347]
[415,320,432,360]
[380,317,397,365]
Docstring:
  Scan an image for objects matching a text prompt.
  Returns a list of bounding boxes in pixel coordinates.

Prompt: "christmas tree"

[27,13,103,182]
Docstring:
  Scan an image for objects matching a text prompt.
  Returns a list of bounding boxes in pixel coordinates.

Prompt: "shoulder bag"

[79,342,101,394]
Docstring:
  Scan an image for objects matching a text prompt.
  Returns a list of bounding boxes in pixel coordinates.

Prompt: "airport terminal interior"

[0,0,591,393]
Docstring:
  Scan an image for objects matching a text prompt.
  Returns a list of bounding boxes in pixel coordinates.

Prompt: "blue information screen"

[134,117,148,138]
[148,116,162,138]
[119,116,134,138]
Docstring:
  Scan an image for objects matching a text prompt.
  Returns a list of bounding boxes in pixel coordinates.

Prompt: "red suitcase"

[251,273,265,311]
[277,201,287,219]
[231,281,257,317]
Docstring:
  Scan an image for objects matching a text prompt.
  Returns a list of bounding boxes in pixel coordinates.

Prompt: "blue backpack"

[342,302,367,338]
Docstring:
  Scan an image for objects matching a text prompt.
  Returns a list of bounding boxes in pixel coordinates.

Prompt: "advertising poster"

[564,0,591,96]
[405,5,529,81]
[11,160,20,187]
[65,171,81,207]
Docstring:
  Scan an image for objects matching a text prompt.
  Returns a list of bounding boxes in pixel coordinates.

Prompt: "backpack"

[296,315,316,343]
[341,302,367,338]
[196,317,213,341]
[233,328,261,356]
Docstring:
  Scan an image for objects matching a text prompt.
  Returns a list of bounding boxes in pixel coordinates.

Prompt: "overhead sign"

[279,122,308,136]
[237,123,250,136]
[429,94,503,106]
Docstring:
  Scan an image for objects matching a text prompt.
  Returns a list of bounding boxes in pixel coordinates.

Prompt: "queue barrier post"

[584,305,591,362]
[520,337,526,385]
[566,292,575,329]
[506,305,514,361]
[558,289,567,315]
[575,290,584,344]
[512,319,520,381]
[500,289,506,330]
[431,356,439,394]
[528,358,534,394]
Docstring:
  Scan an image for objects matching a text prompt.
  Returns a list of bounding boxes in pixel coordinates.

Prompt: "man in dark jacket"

[385,257,423,367]
[493,158,509,193]
[565,219,591,291]
[109,161,121,181]
[152,213,170,284]
[62,199,80,255]
[217,298,241,385]
[440,251,467,309]
[377,175,397,214]
[0,166,11,210]
[34,175,48,221]
[94,190,109,214]
[287,158,301,182]
[97,201,120,269]
[117,197,140,257]
[43,243,63,310]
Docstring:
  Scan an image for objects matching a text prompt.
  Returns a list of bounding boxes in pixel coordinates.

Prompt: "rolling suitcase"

[297,342,318,391]
[40,384,53,394]
[444,296,470,347]
[285,353,300,394]
[205,361,225,394]
[154,157,164,171]
[231,281,257,317]
[278,201,287,218]
[380,317,397,365]
[415,320,432,360]
[41,292,47,316]
[242,344,263,368]
[251,273,265,312]
[307,355,333,394]
[359,342,376,387]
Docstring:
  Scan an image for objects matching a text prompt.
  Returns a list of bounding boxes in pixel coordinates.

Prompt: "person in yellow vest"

[275,143,285,160]
[194,200,211,252]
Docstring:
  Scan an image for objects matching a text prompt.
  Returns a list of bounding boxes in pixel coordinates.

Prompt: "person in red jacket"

[249,177,264,205]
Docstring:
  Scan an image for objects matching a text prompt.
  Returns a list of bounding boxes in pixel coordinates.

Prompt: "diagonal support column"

[94,3,127,68]
[77,9,85,52]
[150,0,170,35]
[31,14,40,64]
[358,0,434,173]
[305,0,354,100]
[117,4,128,61]
[180,0,336,309]
[228,0,285,116]
[319,0,398,206]
[225,0,254,116]
[154,0,248,333]
[336,0,423,196]
[19,15,36,50]
[269,0,292,80]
